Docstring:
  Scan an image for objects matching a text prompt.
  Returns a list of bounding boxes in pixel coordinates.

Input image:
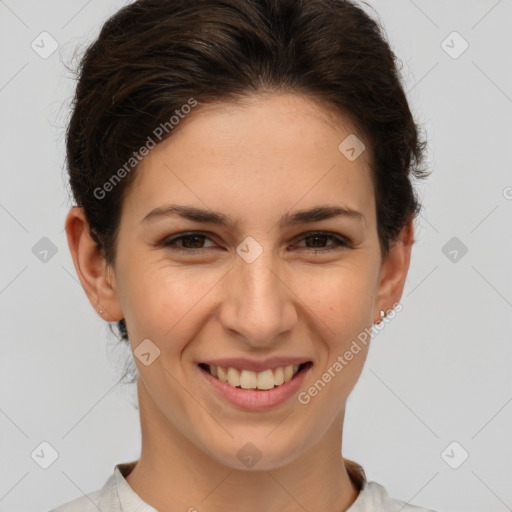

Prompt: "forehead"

[122,93,375,229]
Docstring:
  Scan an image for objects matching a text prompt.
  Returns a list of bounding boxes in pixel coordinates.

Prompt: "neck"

[126,382,361,512]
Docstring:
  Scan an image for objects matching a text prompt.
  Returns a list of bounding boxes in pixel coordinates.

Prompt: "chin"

[201,431,308,472]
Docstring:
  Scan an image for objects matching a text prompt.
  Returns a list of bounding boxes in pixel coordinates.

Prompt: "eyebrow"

[141,204,365,228]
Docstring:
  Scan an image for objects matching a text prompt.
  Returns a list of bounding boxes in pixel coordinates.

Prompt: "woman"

[52,0,435,510]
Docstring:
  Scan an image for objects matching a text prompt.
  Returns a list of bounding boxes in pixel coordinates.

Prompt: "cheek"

[300,261,376,392]
[304,260,377,333]
[118,260,223,347]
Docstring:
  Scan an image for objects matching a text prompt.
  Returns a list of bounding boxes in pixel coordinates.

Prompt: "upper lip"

[199,357,312,372]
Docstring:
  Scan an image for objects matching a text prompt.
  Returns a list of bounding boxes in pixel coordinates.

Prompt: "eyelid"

[290,230,352,248]
[160,230,352,253]
[160,231,217,250]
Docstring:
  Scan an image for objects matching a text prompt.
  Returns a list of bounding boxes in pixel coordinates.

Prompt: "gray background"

[1,1,511,511]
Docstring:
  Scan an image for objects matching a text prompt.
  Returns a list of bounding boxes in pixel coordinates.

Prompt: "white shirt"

[49,460,437,512]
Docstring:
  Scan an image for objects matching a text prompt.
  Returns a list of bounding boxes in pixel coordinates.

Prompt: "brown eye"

[161,232,216,254]
[293,232,350,253]
[160,230,350,256]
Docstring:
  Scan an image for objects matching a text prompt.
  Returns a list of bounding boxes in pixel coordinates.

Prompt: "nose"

[218,247,298,348]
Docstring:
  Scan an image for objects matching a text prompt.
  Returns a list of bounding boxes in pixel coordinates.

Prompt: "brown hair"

[65,0,429,344]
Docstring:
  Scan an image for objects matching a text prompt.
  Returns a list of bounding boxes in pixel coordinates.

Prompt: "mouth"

[198,361,313,391]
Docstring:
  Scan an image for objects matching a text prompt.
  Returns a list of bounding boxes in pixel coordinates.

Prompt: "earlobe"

[65,207,124,322]
[374,219,415,319]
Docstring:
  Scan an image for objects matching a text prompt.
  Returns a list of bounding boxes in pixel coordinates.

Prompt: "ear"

[374,218,414,318]
[65,207,124,322]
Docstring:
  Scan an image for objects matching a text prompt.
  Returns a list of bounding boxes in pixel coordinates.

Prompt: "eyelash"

[160,231,351,255]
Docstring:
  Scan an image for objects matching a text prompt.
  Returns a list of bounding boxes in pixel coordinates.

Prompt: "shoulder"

[344,460,437,512]
[48,472,117,512]
[349,481,437,512]
[48,489,103,512]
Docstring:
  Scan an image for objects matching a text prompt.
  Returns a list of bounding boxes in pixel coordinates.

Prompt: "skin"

[66,93,414,512]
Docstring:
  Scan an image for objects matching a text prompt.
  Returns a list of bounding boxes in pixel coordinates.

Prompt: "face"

[84,93,404,470]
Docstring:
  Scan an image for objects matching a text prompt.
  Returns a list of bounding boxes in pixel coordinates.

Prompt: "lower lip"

[198,364,312,411]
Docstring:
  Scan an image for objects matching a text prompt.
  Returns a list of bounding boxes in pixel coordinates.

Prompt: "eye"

[160,230,350,255]
[292,231,351,253]
[160,231,216,255]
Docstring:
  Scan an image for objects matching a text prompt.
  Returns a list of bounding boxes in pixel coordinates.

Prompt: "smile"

[198,362,312,391]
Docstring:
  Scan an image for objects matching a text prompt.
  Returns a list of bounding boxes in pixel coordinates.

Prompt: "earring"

[375,309,386,324]
[96,301,104,315]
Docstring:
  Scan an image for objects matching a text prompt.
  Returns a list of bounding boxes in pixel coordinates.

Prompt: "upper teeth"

[208,364,301,390]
